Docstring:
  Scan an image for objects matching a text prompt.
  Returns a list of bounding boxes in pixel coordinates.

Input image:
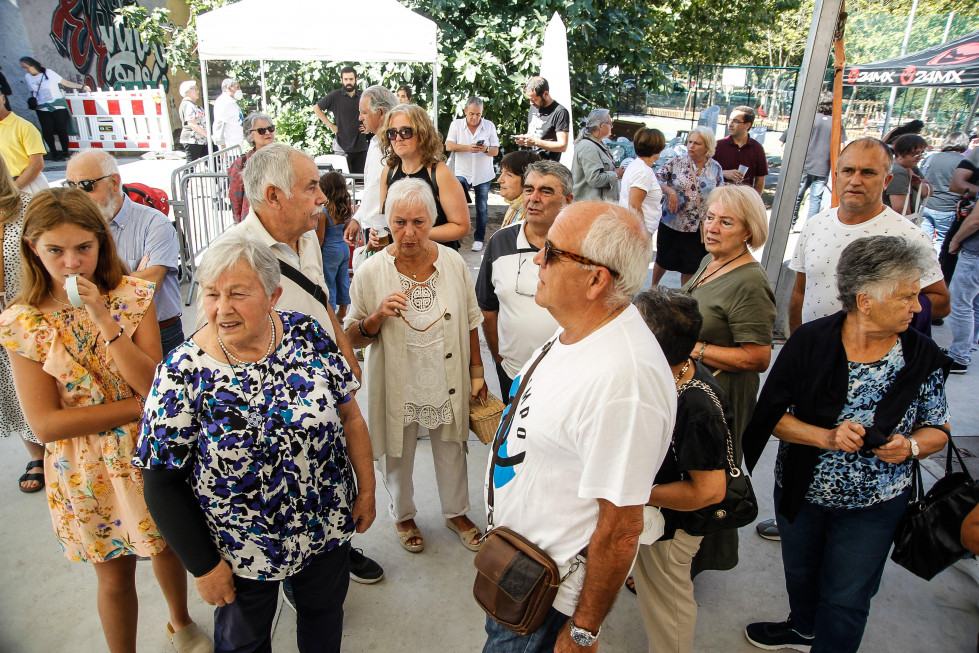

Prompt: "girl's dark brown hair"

[17,188,127,306]
[319,171,352,224]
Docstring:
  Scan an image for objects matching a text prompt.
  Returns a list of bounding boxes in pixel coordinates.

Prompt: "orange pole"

[830,2,847,207]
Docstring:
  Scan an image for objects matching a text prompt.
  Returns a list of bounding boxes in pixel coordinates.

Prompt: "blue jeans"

[160,319,186,360]
[921,207,956,254]
[457,177,491,242]
[775,485,911,653]
[948,250,979,365]
[214,541,350,653]
[321,223,351,310]
[482,608,569,653]
[793,174,828,223]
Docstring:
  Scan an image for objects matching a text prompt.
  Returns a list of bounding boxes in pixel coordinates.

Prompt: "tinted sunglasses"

[250,125,275,135]
[62,175,110,193]
[543,239,620,278]
[386,127,415,141]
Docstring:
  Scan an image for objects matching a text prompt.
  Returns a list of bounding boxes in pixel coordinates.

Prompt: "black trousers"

[184,143,209,162]
[213,541,350,653]
[345,150,367,175]
[36,108,71,156]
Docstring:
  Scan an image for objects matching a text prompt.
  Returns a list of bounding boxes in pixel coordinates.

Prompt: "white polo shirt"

[446,117,500,186]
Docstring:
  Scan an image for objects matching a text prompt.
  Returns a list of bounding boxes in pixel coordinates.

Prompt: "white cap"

[179,80,198,98]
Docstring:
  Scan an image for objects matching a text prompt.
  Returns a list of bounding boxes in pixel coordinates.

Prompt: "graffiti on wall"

[49,0,169,91]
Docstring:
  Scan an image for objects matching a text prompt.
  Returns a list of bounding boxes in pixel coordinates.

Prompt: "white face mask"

[233,89,243,101]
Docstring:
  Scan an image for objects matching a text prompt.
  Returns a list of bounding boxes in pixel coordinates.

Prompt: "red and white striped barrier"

[65,88,174,152]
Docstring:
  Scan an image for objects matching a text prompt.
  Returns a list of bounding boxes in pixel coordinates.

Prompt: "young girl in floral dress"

[0,188,210,653]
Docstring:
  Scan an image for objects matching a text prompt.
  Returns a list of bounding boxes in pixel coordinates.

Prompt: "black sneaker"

[950,361,968,375]
[349,548,384,584]
[755,518,781,541]
[745,620,813,651]
[281,579,296,612]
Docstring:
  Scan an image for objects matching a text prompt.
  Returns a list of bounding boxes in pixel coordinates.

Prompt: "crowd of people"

[0,63,977,653]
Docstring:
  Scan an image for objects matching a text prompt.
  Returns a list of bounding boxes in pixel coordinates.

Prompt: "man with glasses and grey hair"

[445,96,500,251]
[344,85,398,245]
[475,160,569,400]
[212,78,243,149]
[482,200,675,652]
[65,150,184,356]
[195,142,385,587]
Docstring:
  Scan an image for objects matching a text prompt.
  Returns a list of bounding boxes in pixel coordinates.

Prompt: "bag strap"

[945,435,972,479]
[679,377,741,477]
[486,338,556,528]
[277,260,330,312]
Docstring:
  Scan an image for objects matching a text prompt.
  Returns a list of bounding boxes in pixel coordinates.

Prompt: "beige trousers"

[634,528,704,653]
[378,422,471,523]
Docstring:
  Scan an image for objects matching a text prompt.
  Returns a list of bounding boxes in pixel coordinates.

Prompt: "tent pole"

[260,60,268,113]
[433,49,440,131]
[201,58,214,171]
[762,0,844,333]
[922,11,954,122]
[880,0,918,136]
[965,89,979,133]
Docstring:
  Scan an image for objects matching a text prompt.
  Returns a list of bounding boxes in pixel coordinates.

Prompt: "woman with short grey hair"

[741,235,950,652]
[135,231,376,653]
[570,108,623,202]
[229,112,277,222]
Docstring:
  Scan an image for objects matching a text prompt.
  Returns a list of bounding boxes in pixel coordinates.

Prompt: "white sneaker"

[472,241,483,252]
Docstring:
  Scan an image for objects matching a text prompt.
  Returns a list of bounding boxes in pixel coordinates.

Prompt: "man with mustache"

[312,67,369,174]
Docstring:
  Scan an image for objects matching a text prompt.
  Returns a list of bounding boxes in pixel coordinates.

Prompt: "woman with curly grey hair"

[570,108,623,202]
[228,111,276,223]
[742,235,950,652]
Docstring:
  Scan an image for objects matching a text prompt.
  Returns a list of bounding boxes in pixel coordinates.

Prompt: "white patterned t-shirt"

[789,206,943,324]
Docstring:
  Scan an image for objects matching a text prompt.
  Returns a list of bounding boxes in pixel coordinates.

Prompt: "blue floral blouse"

[775,339,948,509]
[133,311,360,580]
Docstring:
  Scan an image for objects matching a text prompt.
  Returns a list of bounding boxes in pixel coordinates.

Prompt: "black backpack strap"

[277,260,330,312]
[428,164,441,201]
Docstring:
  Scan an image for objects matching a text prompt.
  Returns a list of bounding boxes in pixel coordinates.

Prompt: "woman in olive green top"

[681,185,776,573]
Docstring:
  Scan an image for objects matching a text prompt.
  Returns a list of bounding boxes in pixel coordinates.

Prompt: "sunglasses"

[543,239,620,278]
[62,175,110,193]
[250,125,275,135]
[386,127,415,141]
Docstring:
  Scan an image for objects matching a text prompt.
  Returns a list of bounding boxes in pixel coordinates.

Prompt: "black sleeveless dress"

[386,162,460,250]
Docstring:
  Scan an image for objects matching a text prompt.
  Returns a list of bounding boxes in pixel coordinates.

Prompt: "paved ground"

[3,157,979,652]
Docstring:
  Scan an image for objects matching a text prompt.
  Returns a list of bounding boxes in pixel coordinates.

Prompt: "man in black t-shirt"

[515,76,569,162]
[312,66,370,174]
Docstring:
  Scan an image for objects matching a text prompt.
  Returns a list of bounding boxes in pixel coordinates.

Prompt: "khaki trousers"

[634,529,704,653]
[378,422,471,523]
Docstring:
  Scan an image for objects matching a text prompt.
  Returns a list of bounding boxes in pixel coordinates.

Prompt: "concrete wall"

[1,0,179,128]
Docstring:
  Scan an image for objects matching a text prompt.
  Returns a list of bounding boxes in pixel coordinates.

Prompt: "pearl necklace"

[217,313,276,364]
[216,313,277,431]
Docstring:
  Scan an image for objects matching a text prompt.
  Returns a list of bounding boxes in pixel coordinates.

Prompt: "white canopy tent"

[194,0,439,153]
[539,12,575,167]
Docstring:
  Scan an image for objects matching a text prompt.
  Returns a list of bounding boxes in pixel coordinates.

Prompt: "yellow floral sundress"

[0,276,166,563]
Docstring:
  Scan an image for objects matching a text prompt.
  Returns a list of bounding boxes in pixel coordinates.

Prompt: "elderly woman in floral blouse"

[653,126,724,287]
[134,233,375,653]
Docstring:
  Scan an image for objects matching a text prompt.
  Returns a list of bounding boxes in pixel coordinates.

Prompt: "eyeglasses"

[514,252,537,297]
[386,127,415,141]
[250,125,275,135]
[62,175,110,192]
[542,239,620,278]
[395,307,447,332]
[729,119,747,125]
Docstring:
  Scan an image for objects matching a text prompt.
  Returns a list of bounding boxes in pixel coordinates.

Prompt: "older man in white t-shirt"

[789,137,949,333]
[482,201,675,652]
[445,97,500,251]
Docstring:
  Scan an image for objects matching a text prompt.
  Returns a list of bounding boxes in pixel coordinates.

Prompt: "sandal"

[18,459,44,494]
[445,519,482,552]
[166,622,213,653]
[396,525,424,553]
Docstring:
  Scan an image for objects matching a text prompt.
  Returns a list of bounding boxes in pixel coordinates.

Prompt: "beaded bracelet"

[104,326,125,347]
[358,318,379,339]
[134,394,145,416]
[697,342,708,362]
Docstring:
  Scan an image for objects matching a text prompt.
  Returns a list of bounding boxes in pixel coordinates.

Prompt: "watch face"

[570,625,598,646]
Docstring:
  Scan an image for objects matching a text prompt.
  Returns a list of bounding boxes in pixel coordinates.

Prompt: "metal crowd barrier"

[172,148,364,306]
[170,146,242,305]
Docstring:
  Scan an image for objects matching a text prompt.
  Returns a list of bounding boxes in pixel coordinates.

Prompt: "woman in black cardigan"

[742,236,950,653]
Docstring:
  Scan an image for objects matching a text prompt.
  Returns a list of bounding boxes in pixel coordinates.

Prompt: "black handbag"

[891,437,979,581]
[27,71,46,111]
[676,379,759,536]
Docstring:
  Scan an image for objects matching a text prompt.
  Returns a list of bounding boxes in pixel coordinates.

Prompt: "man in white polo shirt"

[445,96,500,251]
[475,160,571,400]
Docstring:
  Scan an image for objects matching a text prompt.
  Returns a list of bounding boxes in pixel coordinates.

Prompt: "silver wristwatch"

[908,436,920,459]
[569,618,600,646]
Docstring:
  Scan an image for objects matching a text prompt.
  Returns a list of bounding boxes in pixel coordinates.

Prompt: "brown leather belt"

[158,315,181,329]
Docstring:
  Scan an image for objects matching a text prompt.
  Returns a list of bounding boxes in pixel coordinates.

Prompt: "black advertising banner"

[844,30,979,88]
